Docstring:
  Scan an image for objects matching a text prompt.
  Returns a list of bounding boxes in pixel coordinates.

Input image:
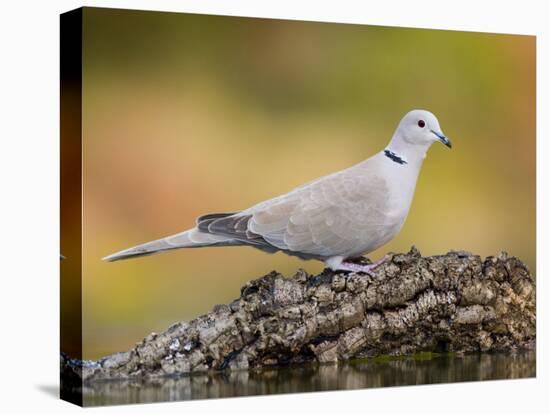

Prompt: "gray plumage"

[103,109,451,271]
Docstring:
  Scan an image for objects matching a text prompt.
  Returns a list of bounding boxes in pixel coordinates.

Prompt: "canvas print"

[60,7,536,407]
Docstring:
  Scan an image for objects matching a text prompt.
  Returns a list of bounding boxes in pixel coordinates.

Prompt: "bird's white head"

[394,109,452,149]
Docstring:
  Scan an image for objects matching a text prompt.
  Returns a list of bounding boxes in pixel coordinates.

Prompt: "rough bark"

[61,247,536,381]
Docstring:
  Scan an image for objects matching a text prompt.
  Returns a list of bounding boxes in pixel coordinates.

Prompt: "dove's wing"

[245,165,392,258]
[200,160,393,260]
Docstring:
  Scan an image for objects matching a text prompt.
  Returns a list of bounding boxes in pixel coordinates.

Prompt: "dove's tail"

[102,228,239,262]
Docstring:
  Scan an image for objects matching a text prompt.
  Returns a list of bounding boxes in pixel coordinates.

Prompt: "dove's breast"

[341,154,421,257]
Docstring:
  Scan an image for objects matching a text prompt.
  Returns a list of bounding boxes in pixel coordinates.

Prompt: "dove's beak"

[431,130,452,149]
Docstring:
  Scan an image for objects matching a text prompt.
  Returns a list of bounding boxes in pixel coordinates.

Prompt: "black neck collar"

[384,149,407,165]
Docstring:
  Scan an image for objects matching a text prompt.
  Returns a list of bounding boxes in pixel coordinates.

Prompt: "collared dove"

[103,109,451,274]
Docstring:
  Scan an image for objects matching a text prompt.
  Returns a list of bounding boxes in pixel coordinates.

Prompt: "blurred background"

[80,8,535,359]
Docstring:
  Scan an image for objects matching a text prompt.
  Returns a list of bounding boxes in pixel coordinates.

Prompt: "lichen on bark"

[61,247,535,381]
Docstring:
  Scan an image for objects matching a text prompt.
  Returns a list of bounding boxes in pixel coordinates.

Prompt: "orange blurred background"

[79,8,535,359]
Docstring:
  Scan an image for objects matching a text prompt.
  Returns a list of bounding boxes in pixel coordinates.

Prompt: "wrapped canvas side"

[60,7,83,407]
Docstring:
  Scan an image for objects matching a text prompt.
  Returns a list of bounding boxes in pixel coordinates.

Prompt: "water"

[68,351,535,406]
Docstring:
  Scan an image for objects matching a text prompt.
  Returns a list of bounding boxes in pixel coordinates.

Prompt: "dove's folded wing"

[246,169,391,258]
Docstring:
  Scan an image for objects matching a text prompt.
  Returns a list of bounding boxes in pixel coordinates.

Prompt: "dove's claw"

[335,255,389,275]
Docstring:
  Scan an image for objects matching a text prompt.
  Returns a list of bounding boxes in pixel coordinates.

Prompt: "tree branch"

[61,247,536,381]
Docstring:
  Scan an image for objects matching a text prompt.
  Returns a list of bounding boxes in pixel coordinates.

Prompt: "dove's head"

[395,109,452,149]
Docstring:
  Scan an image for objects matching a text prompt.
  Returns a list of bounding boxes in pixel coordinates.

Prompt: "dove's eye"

[418,120,425,128]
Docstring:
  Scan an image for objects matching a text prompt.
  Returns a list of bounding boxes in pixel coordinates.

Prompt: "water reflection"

[72,351,535,406]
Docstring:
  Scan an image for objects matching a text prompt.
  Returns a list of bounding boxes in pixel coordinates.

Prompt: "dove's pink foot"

[335,255,390,276]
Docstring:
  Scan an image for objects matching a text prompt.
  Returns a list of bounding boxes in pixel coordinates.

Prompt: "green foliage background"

[79,8,535,359]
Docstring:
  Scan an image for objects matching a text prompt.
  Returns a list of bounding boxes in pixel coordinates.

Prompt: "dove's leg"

[326,255,389,275]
